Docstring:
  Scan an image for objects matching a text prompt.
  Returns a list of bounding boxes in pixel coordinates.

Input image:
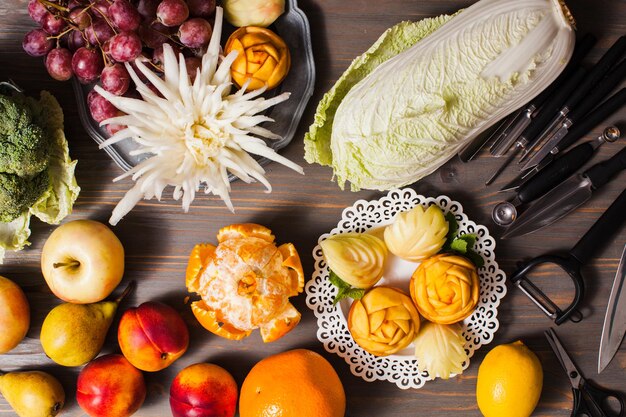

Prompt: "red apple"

[77,354,146,417]
[170,363,237,417]
[118,301,189,372]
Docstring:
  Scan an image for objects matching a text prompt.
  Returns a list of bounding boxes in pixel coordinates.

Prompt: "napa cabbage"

[304,0,575,191]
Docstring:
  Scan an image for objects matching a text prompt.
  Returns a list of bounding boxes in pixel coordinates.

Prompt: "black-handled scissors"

[545,328,625,417]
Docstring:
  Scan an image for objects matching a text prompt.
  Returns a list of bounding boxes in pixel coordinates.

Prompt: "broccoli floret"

[0,171,49,222]
[0,95,49,178]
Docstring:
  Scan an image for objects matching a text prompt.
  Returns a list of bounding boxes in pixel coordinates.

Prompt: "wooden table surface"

[1,0,625,416]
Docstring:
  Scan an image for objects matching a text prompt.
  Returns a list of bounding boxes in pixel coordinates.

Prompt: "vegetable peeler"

[511,188,626,325]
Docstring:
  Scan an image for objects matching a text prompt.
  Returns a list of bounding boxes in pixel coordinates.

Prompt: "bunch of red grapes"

[23,0,216,130]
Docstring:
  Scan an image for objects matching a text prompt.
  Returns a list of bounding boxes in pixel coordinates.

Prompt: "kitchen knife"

[489,34,597,157]
[519,35,626,162]
[598,244,626,373]
[501,145,626,238]
[501,88,626,191]
[485,67,588,185]
[521,58,626,171]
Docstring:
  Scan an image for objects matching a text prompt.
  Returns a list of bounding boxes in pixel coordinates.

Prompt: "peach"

[0,275,30,353]
[170,363,238,417]
[118,301,189,372]
[77,354,146,417]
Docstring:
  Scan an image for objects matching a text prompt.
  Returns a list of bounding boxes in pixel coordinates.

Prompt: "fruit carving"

[410,254,479,324]
[347,286,420,356]
[186,223,304,343]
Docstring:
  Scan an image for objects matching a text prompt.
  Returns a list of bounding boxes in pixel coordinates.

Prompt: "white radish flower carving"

[95,7,302,225]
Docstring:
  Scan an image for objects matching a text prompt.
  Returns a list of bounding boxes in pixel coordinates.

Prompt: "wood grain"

[0,0,625,416]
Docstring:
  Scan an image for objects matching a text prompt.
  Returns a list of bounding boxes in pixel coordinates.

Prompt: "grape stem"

[149,23,185,48]
[38,0,69,12]
[47,27,74,41]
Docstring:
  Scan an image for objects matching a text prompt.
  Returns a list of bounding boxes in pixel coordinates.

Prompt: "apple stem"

[53,260,80,269]
[115,281,137,304]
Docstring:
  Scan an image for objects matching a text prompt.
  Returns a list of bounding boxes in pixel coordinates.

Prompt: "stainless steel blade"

[488,109,523,155]
[491,109,533,156]
[501,175,593,238]
[521,125,569,171]
[598,244,626,373]
[519,113,566,163]
[499,168,537,192]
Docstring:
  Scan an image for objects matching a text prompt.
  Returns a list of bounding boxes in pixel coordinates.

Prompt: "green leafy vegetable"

[305,0,575,191]
[442,212,483,268]
[0,91,79,262]
[304,15,455,167]
[329,270,365,305]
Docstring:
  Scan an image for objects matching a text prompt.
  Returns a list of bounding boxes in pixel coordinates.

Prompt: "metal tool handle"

[586,146,626,189]
[531,33,597,110]
[570,189,626,265]
[557,88,626,153]
[519,67,588,145]
[569,59,626,124]
[563,35,626,111]
[517,142,594,204]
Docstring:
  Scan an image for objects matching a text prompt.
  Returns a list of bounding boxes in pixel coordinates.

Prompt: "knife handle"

[569,58,626,124]
[520,67,588,145]
[517,142,594,204]
[570,189,626,265]
[585,146,626,189]
[563,35,626,110]
[557,88,626,152]
[530,33,598,110]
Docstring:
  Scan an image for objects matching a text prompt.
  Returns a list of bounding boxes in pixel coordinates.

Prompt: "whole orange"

[239,349,346,417]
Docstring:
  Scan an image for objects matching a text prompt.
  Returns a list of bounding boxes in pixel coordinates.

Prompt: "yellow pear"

[40,281,135,367]
[0,371,65,417]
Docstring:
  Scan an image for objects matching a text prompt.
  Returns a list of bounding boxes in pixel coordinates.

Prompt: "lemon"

[476,340,543,417]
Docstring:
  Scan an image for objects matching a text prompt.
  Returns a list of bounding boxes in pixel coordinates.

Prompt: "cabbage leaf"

[304,15,454,167]
[0,91,79,262]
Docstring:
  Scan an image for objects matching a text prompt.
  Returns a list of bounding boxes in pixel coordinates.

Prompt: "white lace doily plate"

[304,188,507,389]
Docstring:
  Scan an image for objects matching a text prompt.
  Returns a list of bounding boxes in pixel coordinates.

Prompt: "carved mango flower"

[348,286,421,356]
[410,254,479,324]
[225,26,291,91]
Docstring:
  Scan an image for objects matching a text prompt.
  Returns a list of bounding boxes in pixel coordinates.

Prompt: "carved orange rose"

[410,254,479,324]
[224,26,290,91]
[348,286,421,356]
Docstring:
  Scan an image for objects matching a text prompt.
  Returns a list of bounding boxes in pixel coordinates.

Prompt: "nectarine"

[118,301,189,372]
[0,276,30,354]
[170,363,238,417]
[76,354,146,417]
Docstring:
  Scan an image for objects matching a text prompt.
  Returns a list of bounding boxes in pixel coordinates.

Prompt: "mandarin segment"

[259,303,301,343]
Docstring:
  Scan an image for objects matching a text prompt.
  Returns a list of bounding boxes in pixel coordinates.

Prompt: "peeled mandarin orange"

[239,349,345,417]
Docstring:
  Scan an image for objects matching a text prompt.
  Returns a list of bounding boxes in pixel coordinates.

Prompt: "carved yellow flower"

[410,254,479,324]
[225,26,291,90]
[348,286,421,356]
